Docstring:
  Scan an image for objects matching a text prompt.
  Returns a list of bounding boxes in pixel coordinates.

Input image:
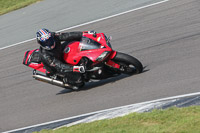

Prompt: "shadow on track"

[56,66,148,95]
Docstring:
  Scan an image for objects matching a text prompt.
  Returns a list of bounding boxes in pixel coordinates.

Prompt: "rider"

[36,28,85,88]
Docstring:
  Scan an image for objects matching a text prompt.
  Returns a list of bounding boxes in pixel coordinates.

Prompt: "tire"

[112,52,143,75]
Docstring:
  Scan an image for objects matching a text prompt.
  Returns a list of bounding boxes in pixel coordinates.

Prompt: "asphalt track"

[0,0,162,48]
[1,0,200,132]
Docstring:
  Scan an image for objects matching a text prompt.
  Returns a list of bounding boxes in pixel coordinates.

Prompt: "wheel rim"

[120,62,137,74]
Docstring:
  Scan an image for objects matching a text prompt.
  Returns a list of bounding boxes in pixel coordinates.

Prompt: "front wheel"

[112,52,143,75]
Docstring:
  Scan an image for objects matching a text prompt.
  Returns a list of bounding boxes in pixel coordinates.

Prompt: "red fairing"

[22,49,46,73]
[63,32,113,66]
[28,63,45,73]
[108,51,117,59]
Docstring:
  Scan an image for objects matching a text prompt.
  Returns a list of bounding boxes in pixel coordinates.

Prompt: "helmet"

[36,29,55,50]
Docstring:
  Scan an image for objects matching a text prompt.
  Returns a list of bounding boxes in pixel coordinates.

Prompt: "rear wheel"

[112,52,143,75]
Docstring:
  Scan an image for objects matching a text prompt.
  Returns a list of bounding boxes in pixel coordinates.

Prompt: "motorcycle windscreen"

[22,49,46,73]
[80,36,101,51]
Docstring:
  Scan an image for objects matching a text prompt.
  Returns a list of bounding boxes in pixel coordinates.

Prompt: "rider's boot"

[63,76,84,90]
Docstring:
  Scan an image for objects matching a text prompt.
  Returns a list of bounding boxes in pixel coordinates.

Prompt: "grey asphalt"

[0,0,161,48]
[1,0,200,132]
[9,94,200,132]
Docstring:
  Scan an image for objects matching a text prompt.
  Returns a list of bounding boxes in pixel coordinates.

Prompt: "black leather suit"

[39,32,82,77]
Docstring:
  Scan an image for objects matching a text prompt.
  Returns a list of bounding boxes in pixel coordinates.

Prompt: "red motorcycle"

[23,31,143,90]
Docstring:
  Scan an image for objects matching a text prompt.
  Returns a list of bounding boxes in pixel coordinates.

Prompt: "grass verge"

[35,106,200,133]
[0,0,41,15]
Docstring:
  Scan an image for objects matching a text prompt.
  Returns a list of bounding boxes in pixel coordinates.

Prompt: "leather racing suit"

[39,31,83,85]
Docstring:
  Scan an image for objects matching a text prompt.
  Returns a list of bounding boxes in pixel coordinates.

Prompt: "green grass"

[0,0,41,15]
[35,106,200,133]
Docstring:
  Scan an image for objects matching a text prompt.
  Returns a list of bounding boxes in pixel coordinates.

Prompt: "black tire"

[112,52,143,75]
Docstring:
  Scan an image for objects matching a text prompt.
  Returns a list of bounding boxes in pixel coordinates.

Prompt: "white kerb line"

[4,91,200,133]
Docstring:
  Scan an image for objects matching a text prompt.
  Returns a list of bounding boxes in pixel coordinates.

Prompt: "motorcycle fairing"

[63,42,111,65]
[23,49,46,73]
[63,33,113,66]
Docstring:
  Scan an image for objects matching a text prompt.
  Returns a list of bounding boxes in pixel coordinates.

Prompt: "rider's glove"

[88,31,95,34]
[73,66,85,73]
[84,31,96,37]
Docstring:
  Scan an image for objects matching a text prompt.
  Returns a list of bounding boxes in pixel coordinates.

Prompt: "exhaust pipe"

[32,74,70,87]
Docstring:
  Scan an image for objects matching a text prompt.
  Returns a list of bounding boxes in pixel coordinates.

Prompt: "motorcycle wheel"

[112,52,143,75]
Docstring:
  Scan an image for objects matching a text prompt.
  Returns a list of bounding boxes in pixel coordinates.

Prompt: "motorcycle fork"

[105,60,120,69]
[105,51,120,69]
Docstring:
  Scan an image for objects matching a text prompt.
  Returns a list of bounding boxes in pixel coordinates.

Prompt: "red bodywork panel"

[23,32,120,73]
[63,33,113,66]
[22,49,46,73]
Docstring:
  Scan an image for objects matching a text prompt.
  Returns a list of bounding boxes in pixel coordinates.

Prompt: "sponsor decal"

[97,37,101,42]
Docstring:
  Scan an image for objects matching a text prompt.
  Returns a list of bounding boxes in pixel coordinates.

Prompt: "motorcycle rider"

[36,28,85,89]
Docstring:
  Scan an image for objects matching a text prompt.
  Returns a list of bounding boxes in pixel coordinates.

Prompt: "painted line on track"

[4,91,200,133]
[0,0,169,51]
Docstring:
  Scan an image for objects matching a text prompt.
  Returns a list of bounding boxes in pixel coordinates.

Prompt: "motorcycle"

[22,31,143,90]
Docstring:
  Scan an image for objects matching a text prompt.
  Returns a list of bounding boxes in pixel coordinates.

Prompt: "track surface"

[0,0,161,48]
[1,0,200,131]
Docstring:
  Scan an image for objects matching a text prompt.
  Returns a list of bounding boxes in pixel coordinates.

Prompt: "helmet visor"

[40,37,55,50]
